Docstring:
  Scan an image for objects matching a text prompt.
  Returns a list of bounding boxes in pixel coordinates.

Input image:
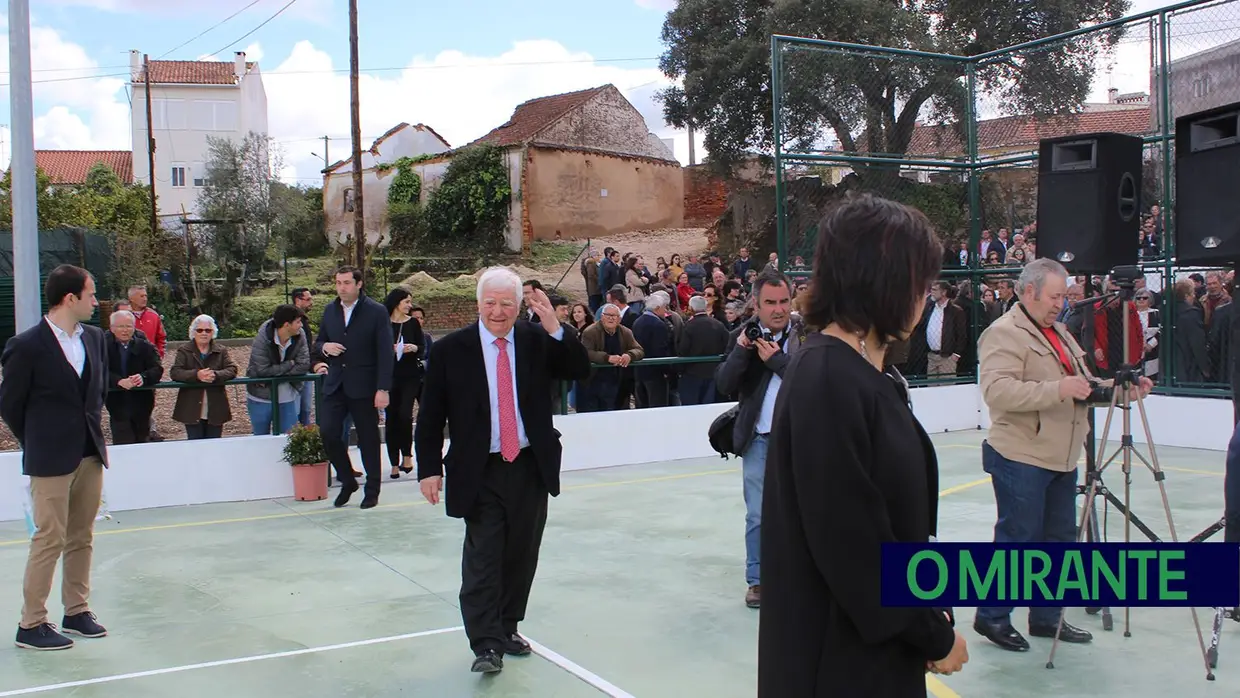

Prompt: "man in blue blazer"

[0,264,110,651]
[314,266,395,509]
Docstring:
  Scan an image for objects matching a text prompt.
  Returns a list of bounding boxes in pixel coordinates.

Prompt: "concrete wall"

[523,147,684,241]
[321,126,452,248]
[0,384,1229,523]
[131,59,267,222]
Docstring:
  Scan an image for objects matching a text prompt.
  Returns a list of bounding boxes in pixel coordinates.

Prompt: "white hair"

[476,267,523,303]
[688,295,707,312]
[646,291,669,312]
[189,314,219,340]
[599,303,621,317]
[1017,258,1069,299]
[110,309,135,325]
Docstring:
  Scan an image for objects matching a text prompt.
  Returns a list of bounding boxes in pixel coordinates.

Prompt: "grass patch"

[250,257,339,299]
[523,240,586,268]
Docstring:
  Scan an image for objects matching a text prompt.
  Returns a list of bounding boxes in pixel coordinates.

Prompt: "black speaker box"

[1174,102,1240,266]
[1035,132,1144,273]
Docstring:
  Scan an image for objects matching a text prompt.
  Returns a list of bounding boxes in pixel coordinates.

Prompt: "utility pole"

[321,135,330,171]
[348,0,365,273]
[9,0,39,332]
[144,55,159,239]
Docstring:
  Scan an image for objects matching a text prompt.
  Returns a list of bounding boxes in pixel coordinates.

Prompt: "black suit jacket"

[0,320,109,476]
[314,295,395,399]
[414,320,591,519]
[104,331,164,419]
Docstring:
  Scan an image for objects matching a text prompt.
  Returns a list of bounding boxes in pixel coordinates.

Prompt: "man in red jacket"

[1091,294,1143,377]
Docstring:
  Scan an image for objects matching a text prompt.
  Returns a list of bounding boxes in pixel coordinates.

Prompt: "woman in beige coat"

[170,314,238,439]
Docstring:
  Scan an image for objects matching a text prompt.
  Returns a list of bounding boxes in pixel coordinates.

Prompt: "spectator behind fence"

[170,315,237,440]
[104,310,163,444]
[245,304,311,436]
[578,304,644,412]
[632,290,673,408]
[676,295,729,405]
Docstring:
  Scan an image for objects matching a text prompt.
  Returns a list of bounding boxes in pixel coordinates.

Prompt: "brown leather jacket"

[170,341,239,425]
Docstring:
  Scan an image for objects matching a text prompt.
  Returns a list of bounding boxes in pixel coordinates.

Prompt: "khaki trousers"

[927,353,958,376]
[21,456,104,629]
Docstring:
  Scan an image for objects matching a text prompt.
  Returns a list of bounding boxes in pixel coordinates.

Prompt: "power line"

[157,0,267,59]
[204,0,300,58]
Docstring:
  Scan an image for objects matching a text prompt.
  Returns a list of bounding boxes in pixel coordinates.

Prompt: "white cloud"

[634,0,677,10]
[0,23,133,162]
[260,39,696,184]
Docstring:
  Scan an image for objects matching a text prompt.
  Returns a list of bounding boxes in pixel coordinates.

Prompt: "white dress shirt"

[753,326,786,435]
[341,299,357,326]
[45,316,86,376]
[478,320,565,454]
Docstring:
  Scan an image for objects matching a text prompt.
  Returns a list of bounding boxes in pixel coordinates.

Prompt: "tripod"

[1190,517,1240,670]
[1045,284,1215,681]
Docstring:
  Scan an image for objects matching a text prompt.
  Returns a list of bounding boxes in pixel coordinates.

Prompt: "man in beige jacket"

[972,258,1151,653]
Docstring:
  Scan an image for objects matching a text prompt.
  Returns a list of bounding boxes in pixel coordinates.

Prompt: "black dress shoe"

[359,495,378,509]
[503,633,531,656]
[471,649,503,673]
[334,481,358,507]
[61,612,106,638]
[973,618,1030,652]
[1029,621,1093,643]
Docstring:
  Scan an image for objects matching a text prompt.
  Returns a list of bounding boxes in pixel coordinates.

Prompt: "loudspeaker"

[1174,101,1240,266]
[1035,132,1143,273]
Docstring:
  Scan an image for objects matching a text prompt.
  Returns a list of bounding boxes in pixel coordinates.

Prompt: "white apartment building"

[128,50,268,225]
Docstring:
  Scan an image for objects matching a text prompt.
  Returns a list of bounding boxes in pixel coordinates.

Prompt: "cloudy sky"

[0,0,1232,185]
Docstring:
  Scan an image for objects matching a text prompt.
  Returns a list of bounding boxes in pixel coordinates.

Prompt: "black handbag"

[707,404,740,458]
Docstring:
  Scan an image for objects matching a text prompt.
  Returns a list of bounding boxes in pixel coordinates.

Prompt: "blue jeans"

[678,375,716,405]
[1225,421,1240,543]
[975,441,1079,627]
[298,381,313,426]
[247,396,299,435]
[742,433,768,586]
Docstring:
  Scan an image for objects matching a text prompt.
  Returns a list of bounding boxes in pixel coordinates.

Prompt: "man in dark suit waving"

[315,266,394,509]
[0,264,110,651]
[415,267,590,675]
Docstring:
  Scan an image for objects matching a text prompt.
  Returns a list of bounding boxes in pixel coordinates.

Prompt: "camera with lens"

[744,319,772,343]
[1075,379,1114,405]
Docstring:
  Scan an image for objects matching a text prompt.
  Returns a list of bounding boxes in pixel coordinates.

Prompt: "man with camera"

[974,258,1152,652]
[715,270,805,609]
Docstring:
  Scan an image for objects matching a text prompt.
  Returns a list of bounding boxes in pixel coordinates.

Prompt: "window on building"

[147,99,187,130]
[343,188,354,213]
[191,100,239,131]
[192,162,205,187]
[1193,74,1213,99]
[171,165,186,188]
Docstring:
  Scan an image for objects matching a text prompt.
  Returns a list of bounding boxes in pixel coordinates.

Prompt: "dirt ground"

[537,227,710,299]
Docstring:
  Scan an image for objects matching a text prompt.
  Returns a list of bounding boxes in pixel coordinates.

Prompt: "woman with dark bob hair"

[758,194,969,696]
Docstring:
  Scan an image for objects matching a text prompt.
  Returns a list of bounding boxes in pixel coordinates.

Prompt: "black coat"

[104,331,164,419]
[0,320,110,476]
[314,295,395,399]
[759,334,955,698]
[414,320,591,519]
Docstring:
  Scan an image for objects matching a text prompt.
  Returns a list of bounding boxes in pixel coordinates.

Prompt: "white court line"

[525,636,637,698]
[0,625,464,697]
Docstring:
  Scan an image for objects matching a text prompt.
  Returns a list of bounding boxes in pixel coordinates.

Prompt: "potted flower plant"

[282,423,330,501]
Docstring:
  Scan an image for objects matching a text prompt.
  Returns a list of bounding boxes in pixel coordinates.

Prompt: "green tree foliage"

[657,0,1130,170]
[0,162,165,291]
[196,131,288,326]
[392,144,511,253]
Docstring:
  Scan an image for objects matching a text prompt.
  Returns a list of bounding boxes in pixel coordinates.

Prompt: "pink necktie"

[494,338,520,461]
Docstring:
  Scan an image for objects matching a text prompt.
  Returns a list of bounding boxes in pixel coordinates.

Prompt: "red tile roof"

[141,60,255,85]
[907,107,1153,157]
[35,150,133,185]
[468,85,610,148]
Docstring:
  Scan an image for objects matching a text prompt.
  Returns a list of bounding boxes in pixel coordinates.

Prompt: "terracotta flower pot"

[291,461,329,501]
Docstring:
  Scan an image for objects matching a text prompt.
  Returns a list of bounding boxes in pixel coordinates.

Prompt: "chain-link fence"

[772,0,1240,395]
